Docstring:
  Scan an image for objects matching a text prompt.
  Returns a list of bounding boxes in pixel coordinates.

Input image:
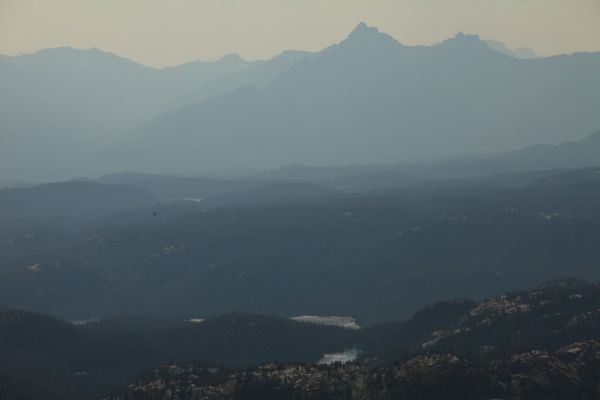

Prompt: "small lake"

[318,348,359,365]
[291,315,360,330]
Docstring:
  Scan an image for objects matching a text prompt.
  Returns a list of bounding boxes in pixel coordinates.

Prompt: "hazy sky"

[1,0,599,67]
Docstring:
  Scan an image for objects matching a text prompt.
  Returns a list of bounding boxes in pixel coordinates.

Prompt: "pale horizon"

[1,0,599,68]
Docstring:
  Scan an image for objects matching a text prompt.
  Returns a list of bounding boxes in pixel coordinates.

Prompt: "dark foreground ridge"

[2,279,599,399]
[104,341,600,400]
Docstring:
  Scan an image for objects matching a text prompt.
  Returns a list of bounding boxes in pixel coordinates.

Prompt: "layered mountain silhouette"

[485,39,540,59]
[432,130,600,178]
[3,23,599,181]
[253,130,600,191]
[112,23,600,175]
[0,47,309,180]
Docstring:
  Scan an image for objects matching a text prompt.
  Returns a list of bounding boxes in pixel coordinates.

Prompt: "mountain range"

[0,47,309,181]
[2,23,599,181]
[107,23,600,175]
[3,19,600,400]
[252,129,600,191]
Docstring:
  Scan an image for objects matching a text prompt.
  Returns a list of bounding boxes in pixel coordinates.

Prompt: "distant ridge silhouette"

[110,23,600,176]
[2,23,599,180]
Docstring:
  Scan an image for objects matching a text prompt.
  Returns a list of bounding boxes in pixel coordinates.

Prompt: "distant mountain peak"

[350,22,378,37]
[485,39,540,59]
[439,31,495,54]
[22,45,146,69]
[33,46,79,55]
[219,53,245,63]
[340,22,401,49]
[33,46,114,58]
[446,31,483,44]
